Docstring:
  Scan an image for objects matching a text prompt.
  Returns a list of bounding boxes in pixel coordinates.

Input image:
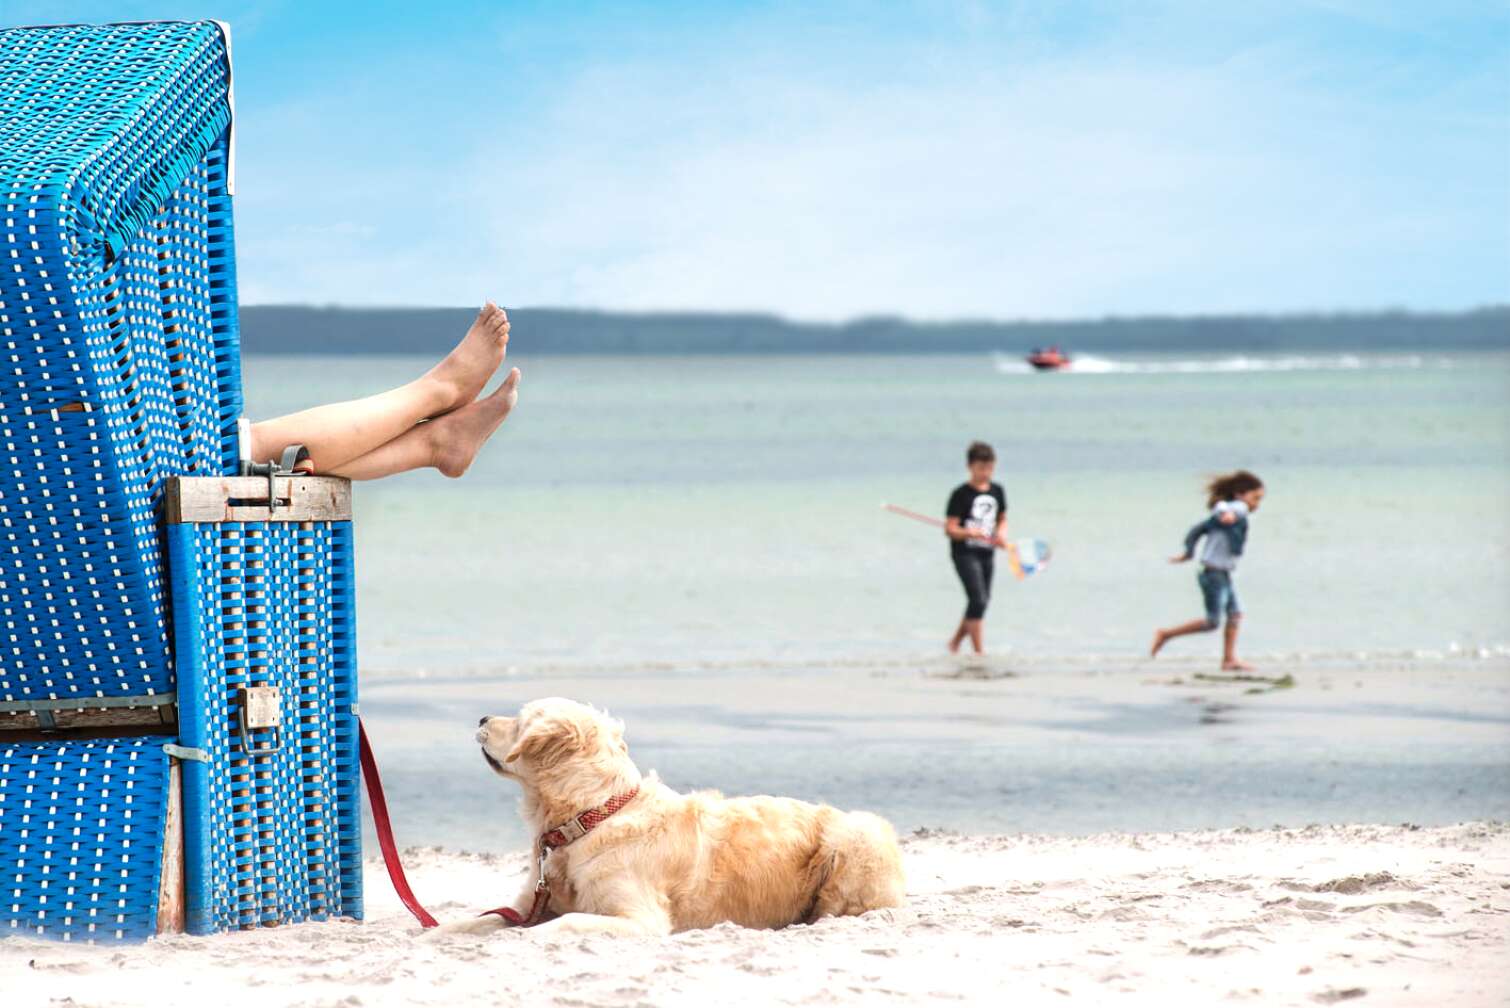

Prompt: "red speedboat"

[1026,346,1071,371]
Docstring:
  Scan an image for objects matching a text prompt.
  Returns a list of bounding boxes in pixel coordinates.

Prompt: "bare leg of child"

[963,618,984,655]
[1149,617,1213,658]
[948,620,968,654]
[1220,616,1253,671]
[329,369,520,480]
[250,303,511,472]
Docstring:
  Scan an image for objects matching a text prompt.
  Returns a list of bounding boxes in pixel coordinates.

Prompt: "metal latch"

[235,685,282,756]
[237,444,311,515]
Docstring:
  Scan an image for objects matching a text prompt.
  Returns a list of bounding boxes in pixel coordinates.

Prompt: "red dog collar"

[541,784,641,849]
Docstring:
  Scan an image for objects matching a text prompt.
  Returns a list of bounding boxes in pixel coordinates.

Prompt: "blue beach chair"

[0,20,361,941]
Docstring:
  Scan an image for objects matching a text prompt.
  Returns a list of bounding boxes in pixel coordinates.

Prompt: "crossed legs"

[249,303,520,480]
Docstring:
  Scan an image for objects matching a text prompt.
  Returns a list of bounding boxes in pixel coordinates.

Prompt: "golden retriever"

[441,697,905,937]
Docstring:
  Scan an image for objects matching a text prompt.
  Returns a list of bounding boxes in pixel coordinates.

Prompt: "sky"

[7,1,1509,319]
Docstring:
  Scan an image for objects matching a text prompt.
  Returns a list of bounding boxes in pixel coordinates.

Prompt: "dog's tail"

[807,810,906,921]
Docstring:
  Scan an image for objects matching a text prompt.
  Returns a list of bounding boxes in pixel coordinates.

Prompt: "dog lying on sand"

[441,697,905,936]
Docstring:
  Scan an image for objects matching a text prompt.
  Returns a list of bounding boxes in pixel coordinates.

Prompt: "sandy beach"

[4,821,1506,1007]
[2,2,1507,1004]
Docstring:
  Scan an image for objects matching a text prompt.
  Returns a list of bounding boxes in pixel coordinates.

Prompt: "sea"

[242,349,1510,851]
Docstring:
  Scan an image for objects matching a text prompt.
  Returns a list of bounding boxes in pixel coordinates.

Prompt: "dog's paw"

[860,905,917,926]
[427,915,510,938]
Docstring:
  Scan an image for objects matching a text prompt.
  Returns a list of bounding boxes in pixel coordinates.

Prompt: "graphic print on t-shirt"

[947,481,1007,552]
[964,493,998,550]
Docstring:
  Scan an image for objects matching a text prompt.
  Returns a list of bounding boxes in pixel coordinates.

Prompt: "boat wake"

[992,352,1452,375]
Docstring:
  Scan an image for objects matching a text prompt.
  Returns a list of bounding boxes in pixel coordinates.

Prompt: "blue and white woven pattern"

[0,736,169,942]
[169,520,362,933]
[0,22,242,704]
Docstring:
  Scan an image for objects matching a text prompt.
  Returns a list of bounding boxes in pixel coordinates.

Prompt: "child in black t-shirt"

[944,441,1008,654]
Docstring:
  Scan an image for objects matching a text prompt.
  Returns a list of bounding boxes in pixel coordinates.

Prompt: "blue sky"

[9,1,1509,319]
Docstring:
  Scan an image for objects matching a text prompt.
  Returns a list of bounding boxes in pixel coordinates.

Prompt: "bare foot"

[424,302,511,414]
[1221,659,1255,672]
[1150,629,1169,658]
[948,638,961,654]
[429,368,520,477]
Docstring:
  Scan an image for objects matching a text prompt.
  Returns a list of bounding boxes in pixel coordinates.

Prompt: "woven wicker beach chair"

[0,20,361,941]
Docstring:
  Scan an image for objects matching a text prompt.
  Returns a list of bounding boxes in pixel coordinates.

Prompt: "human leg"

[963,618,983,654]
[1150,617,1213,657]
[250,303,510,472]
[973,552,994,653]
[327,368,520,480]
[951,550,991,654]
[1220,582,1251,670]
[948,619,969,654]
[1150,568,1224,657]
[1220,617,1252,670]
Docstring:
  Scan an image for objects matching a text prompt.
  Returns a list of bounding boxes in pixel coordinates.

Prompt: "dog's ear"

[505,714,594,768]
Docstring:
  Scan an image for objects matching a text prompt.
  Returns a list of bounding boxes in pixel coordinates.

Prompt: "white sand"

[3,822,1506,1007]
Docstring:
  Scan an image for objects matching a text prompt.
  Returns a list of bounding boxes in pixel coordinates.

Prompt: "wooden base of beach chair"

[156,759,187,935]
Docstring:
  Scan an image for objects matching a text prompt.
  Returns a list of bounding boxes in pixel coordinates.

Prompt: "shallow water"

[242,349,1510,672]
[240,349,1510,844]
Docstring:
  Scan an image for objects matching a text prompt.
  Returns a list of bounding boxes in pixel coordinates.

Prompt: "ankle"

[432,423,479,479]
[417,421,451,476]
[419,366,475,416]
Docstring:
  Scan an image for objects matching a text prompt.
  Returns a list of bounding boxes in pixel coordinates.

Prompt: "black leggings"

[952,548,994,620]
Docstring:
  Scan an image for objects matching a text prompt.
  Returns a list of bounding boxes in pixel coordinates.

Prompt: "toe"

[497,368,521,408]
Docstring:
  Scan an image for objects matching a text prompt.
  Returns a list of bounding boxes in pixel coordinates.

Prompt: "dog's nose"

[478,716,490,727]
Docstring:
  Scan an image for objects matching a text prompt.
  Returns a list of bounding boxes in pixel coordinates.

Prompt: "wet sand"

[355,652,1510,848]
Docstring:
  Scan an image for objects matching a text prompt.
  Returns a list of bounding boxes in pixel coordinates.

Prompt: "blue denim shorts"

[1198,567,1242,627]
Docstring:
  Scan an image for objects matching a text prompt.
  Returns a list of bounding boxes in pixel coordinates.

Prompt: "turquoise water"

[242,349,1510,845]
[243,350,1510,672]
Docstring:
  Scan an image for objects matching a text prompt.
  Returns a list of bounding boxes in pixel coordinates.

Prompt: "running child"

[1149,470,1266,670]
[945,441,1009,654]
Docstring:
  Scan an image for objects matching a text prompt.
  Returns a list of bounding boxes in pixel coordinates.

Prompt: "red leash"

[480,871,551,926]
[358,719,439,928]
[475,784,640,926]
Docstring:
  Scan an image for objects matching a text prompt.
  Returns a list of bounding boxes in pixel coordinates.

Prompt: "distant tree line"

[239,305,1510,355]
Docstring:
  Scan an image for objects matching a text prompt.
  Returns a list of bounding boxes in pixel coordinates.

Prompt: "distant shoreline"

[239,305,1510,355]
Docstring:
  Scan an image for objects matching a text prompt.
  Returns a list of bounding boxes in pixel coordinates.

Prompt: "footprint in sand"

[1310,871,1417,894]
[1342,900,1443,918]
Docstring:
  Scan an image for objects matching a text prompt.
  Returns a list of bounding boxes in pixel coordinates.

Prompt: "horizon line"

[239,303,1510,326]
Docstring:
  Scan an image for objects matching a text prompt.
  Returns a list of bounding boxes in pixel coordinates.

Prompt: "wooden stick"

[881,503,1025,578]
[880,503,948,529]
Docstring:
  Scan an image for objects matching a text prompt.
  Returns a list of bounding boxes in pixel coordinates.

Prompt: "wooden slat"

[163,476,353,524]
[157,758,186,934]
[0,705,177,733]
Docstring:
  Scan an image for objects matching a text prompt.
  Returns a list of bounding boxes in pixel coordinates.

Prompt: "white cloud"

[225,4,1509,317]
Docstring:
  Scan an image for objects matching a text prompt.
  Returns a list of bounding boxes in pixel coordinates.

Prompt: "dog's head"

[475,697,629,787]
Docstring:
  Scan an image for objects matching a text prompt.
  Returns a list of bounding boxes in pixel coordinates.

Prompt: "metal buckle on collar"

[557,816,589,843]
